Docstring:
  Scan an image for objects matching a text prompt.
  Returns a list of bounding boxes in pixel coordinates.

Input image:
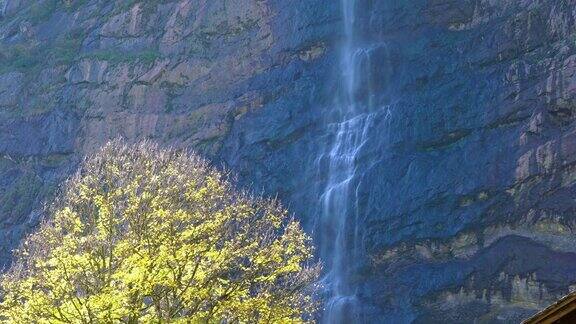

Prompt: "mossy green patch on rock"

[81,49,161,65]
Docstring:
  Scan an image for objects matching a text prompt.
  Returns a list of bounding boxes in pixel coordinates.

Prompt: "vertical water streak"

[319,0,382,322]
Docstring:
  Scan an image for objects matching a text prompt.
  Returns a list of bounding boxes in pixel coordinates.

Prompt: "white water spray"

[317,0,392,322]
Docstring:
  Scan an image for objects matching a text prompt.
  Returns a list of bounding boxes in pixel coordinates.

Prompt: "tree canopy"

[0,141,319,323]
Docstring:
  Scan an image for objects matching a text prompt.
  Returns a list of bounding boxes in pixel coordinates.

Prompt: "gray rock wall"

[1,0,576,322]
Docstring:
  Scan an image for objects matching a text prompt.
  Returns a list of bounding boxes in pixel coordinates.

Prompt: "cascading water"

[316,0,390,322]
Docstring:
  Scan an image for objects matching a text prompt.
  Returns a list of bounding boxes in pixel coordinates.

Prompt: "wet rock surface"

[1,0,576,322]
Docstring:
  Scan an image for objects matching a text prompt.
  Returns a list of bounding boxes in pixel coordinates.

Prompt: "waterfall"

[317,0,388,322]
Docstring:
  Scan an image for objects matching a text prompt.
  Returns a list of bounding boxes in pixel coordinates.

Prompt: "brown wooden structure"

[524,293,576,324]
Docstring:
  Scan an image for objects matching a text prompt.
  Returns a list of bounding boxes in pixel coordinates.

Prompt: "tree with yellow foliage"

[0,141,320,323]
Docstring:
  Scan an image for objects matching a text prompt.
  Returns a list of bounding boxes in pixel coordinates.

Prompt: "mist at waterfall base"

[313,0,393,322]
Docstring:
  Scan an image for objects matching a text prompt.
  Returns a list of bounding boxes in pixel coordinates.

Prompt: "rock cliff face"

[1,0,576,322]
[0,0,337,263]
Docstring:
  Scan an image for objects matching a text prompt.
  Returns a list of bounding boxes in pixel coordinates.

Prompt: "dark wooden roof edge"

[523,292,576,324]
